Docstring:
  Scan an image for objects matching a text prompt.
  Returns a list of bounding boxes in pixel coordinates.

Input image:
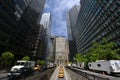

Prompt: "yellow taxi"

[59,68,64,71]
[58,66,64,78]
[34,65,40,71]
[59,69,64,74]
[58,73,64,78]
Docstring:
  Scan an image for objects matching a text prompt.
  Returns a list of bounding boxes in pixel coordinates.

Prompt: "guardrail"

[66,67,109,80]
[27,67,55,80]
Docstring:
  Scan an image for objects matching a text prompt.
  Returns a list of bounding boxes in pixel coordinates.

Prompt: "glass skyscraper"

[67,5,79,61]
[0,0,46,59]
[40,13,51,60]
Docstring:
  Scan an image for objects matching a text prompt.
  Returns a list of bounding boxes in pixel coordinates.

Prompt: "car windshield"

[15,62,25,66]
[10,68,20,72]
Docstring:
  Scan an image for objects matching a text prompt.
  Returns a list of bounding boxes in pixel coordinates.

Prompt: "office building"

[75,0,120,54]
[40,13,51,59]
[47,36,56,63]
[36,24,47,60]
[67,5,79,61]
[55,36,68,65]
[0,0,46,59]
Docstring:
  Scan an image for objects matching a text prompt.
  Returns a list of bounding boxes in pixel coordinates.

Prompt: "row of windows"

[0,0,43,55]
[76,0,120,54]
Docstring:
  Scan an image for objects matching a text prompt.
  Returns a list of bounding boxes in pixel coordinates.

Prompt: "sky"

[43,0,80,38]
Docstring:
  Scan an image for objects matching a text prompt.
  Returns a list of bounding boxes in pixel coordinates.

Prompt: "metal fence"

[66,67,109,80]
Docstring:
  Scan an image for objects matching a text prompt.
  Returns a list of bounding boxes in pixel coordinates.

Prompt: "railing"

[66,67,109,80]
[27,67,55,80]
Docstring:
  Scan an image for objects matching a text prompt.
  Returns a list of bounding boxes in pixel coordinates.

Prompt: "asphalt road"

[57,78,65,80]
[0,71,41,80]
[72,67,120,80]
[0,73,8,80]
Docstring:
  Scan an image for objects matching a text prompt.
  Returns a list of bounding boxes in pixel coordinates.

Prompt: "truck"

[88,60,120,75]
[8,60,35,79]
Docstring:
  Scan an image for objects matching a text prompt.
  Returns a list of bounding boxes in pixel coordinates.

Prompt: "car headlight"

[8,73,11,75]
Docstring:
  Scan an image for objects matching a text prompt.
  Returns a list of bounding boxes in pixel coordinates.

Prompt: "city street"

[0,0,120,80]
[50,66,71,80]
[0,71,44,80]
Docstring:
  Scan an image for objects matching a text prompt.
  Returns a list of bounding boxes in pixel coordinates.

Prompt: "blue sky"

[43,0,80,38]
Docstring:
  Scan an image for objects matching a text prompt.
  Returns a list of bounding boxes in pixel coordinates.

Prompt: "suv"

[8,67,34,80]
[7,60,35,80]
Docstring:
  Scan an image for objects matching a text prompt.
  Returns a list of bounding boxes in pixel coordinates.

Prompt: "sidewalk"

[0,70,7,74]
[0,70,8,80]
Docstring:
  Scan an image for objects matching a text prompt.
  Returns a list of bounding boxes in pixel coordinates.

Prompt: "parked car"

[7,67,34,80]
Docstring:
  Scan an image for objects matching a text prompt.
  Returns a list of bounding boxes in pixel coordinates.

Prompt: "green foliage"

[74,53,86,62]
[87,41,101,62]
[86,38,120,62]
[74,38,120,63]
[37,60,45,66]
[0,51,14,68]
[99,38,120,60]
[67,62,72,64]
[22,56,30,61]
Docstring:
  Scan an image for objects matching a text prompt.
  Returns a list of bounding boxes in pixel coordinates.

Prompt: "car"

[7,67,34,80]
[59,70,64,74]
[60,66,63,68]
[58,67,64,78]
[34,65,40,71]
[58,73,64,78]
[40,65,47,72]
[59,68,64,71]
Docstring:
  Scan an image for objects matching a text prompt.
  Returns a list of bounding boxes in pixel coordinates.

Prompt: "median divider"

[27,68,55,80]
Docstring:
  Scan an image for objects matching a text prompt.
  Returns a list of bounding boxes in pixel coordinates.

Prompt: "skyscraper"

[47,36,56,63]
[36,24,47,60]
[0,0,46,59]
[67,5,79,61]
[75,0,120,54]
[40,13,51,59]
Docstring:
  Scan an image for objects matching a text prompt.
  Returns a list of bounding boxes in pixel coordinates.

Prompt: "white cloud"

[44,0,80,38]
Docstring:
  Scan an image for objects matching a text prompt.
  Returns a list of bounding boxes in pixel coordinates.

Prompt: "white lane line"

[64,67,71,80]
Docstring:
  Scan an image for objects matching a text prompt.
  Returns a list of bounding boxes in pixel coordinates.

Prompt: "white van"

[10,60,35,72]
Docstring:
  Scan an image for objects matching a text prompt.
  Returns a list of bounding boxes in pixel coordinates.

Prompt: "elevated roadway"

[50,66,71,80]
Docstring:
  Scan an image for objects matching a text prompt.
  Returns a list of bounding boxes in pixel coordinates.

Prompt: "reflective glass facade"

[0,0,46,58]
[67,5,79,61]
[75,0,120,54]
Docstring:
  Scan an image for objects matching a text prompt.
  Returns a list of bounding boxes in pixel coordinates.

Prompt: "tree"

[22,56,30,61]
[99,38,120,60]
[73,53,86,62]
[0,51,14,69]
[87,41,100,62]
[86,38,120,62]
[37,60,45,66]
